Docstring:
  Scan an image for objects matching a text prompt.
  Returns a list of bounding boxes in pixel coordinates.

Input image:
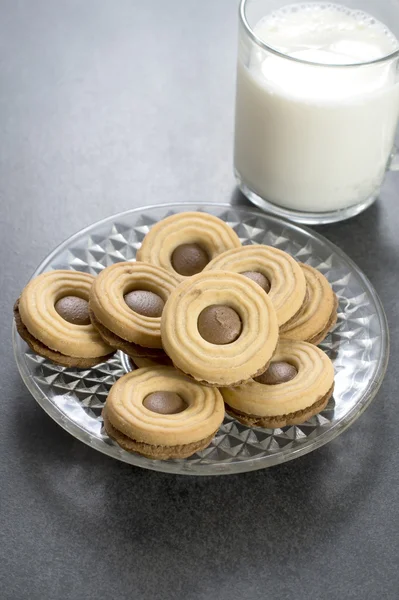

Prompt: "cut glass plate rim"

[13,202,390,475]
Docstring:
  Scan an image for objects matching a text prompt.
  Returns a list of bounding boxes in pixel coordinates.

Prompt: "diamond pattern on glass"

[13,204,388,474]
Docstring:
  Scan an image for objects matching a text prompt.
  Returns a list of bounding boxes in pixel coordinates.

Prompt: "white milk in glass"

[234,3,399,212]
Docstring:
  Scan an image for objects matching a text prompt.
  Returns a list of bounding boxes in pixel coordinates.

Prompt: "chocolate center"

[198,305,242,345]
[54,296,90,325]
[241,271,271,293]
[254,361,298,385]
[171,243,209,276]
[124,290,164,318]
[143,391,187,414]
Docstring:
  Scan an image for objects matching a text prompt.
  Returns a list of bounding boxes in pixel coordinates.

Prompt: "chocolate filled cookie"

[204,245,307,326]
[222,339,334,428]
[136,212,241,282]
[280,263,338,345]
[161,271,279,387]
[102,366,225,459]
[89,261,180,360]
[14,270,115,368]
[131,353,173,369]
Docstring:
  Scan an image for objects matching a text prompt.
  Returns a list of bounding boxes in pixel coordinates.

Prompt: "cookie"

[204,245,307,326]
[103,366,225,459]
[221,339,334,428]
[131,353,173,369]
[89,261,180,358]
[15,270,115,368]
[280,263,338,345]
[136,212,241,282]
[161,271,279,387]
[89,309,168,362]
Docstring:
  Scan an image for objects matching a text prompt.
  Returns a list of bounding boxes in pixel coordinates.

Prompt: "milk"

[234,3,399,213]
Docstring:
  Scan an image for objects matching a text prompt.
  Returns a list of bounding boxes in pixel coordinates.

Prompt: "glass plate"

[13,203,389,475]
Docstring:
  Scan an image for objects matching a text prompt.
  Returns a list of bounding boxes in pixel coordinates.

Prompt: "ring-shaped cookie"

[221,339,334,428]
[280,263,338,345]
[89,261,180,349]
[17,270,114,360]
[103,366,225,458]
[136,212,241,282]
[131,354,172,368]
[204,245,307,326]
[161,271,279,387]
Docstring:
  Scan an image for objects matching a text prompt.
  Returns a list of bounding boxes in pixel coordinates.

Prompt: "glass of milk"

[234,0,399,224]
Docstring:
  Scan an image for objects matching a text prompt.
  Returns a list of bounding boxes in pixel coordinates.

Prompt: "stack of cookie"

[15,211,337,460]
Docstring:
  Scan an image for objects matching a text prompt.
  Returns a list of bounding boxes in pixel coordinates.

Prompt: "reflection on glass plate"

[13,203,389,475]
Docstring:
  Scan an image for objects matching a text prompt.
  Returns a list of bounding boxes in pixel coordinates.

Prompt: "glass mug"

[234,0,399,224]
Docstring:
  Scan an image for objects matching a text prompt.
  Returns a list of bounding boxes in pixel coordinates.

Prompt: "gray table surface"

[1,1,399,598]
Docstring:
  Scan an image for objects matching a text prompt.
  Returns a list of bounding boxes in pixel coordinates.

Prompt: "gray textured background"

[1,1,399,598]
